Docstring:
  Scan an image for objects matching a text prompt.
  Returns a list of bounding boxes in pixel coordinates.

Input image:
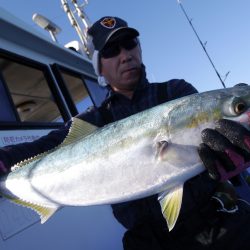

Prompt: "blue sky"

[1,0,250,92]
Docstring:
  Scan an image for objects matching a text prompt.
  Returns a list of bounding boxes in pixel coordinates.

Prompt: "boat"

[0,3,125,250]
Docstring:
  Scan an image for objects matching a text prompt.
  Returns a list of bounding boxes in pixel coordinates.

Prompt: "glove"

[198,119,250,182]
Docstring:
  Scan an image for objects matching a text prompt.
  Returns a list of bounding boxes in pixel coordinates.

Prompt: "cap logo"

[100,17,116,29]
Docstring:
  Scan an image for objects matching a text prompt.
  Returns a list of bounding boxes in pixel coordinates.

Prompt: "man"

[1,16,250,249]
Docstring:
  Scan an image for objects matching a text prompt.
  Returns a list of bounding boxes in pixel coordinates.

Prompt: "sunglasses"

[100,38,138,59]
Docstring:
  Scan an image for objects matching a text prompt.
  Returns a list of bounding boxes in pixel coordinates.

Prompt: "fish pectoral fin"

[155,140,169,161]
[158,184,183,231]
[62,117,98,146]
[3,194,59,224]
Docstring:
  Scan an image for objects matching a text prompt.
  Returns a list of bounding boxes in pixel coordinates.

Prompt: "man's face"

[100,37,142,92]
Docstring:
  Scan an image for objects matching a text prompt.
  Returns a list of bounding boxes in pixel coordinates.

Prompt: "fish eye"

[223,97,247,116]
[234,101,246,114]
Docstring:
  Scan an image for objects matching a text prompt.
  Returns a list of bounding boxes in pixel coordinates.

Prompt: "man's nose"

[119,47,132,63]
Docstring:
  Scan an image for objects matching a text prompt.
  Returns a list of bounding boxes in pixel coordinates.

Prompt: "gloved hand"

[198,119,250,182]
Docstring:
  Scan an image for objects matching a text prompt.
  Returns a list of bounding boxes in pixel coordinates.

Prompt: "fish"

[1,85,250,231]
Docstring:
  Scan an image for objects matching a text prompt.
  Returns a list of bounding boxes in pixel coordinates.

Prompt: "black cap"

[88,16,139,51]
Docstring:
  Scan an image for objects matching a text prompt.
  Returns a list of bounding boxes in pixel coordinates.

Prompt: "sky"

[0,0,250,92]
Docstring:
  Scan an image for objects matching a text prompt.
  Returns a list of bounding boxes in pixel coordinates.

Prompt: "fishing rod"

[177,0,227,88]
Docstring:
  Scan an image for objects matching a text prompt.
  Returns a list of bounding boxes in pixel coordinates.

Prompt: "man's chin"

[123,71,141,85]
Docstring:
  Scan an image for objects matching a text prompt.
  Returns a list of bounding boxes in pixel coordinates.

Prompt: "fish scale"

[1,85,250,230]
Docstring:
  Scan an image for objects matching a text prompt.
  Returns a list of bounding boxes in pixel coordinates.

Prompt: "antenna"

[71,0,91,38]
[61,0,93,58]
[177,0,227,88]
[32,13,61,43]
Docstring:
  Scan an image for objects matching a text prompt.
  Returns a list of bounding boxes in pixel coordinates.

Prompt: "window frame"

[0,70,20,122]
[0,49,71,129]
[51,63,98,116]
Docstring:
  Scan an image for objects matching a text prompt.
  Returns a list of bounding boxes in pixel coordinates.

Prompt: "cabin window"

[84,78,107,107]
[60,71,93,113]
[52,64,107,117]
[0,74,17,122]
[0,57,63,123]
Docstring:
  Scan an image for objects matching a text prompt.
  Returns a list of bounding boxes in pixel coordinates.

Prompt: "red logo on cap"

[100,17,116,29]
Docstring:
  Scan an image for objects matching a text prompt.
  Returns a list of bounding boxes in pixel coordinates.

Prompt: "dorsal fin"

[61,117,98,146]
[11,118,97,172]
[11,152,48,171]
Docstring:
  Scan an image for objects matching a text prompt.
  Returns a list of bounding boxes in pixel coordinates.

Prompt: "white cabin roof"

[0,7,95,77]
